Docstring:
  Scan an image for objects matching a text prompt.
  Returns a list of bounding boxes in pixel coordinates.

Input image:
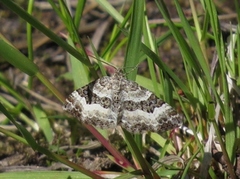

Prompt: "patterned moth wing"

[63,71,183,133]
[118,77,183,133]
[63,76,120,129]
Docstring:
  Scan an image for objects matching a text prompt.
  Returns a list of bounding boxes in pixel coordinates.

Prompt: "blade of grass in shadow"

[181,147,201,178]
[0,103,104,179]
[122,129,160,179]
[0,0,91,66]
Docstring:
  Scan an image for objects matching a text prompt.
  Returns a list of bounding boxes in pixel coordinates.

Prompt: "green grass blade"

[95,0,124,23]
[122,129,159,179]
[67,37,90,88]
[0,171,92,179]
[0,37,38,76]
[204,1,235,177]
[142,4,160,97]
[33,105,53,143]
[124,0,144,80]
[74,0,86,28]
[26,0,34,88]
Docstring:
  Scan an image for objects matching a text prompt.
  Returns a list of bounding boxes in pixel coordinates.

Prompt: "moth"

[63,71,183,133]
